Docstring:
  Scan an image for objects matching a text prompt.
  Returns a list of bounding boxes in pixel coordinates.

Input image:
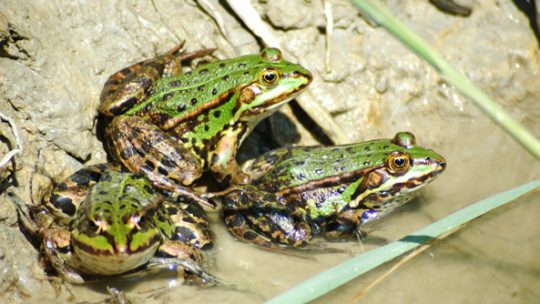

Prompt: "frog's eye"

[259,68,280,87]
[386,152,410,174]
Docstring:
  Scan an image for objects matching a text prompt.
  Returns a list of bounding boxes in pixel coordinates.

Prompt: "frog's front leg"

[41,228,85,284]
[208,129,250,185]
[106,115,214,207]
[99,42,214,116]
[323,209,377,240]
[222,187,312,248]
[152,240,222,286]
[11,191,85,283]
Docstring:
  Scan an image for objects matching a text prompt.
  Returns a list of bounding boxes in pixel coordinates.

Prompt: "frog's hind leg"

[106,116,214,207]
[46,163,118,224]
[163,200,214,250]
[99,42,214,116]
[222,188,313,248]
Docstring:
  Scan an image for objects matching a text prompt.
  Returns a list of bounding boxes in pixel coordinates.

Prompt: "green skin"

[17,164,219,285]
[222,132,447,248]
[99,43,312,206]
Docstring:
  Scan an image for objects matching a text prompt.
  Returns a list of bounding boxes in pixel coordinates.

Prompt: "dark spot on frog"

[197,85,204,91]
[238,63,246,68]
[337,186,346,194]
[199,68,209,75]
[98,190,107,196]
[181,216,196,224]
[177,103,186,112]
[243,70,250,75]
[161,93,174,102]
[144,160,156,170]
[119,204,127,210]
[190,98,198,105]
[383,145,389,149]
[143,103,152,112]
[51,194,76,216]
[70,170,101,187]
[222,75,230,81]
[212,88,218,95]
[157,166,169,177]
[175,226,196,243]
[213,110,221,118]
[191,138,197,145]
[56,182,68,191]
[294,160,305,166]
[243,231,258,240]
[226,213,245,227]
[166,207,178,215]
[314,168,323,175]
[159,156,175,168]
[297,173,306,180]
[185,71,192,75]
[363,161,370,166]
[210,154,219,166]
[331,147,340,152]
[169,80,181,87]
[204,125,210,132]
[219,62,226,68]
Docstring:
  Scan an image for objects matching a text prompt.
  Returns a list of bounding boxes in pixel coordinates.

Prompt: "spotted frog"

[15,164,219,285]
[221,132,446,248]
[99,43,312,205]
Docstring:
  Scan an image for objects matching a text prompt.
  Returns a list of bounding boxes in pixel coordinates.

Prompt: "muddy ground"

[1,0,539,303]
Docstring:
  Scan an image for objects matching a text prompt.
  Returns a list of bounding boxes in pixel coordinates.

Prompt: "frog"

[98,42,312,206]
[220,132,446,248]
[14,163,220,285]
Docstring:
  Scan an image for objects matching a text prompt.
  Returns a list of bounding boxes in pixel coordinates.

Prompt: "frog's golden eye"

[259,68,280,87]
[386,152,410,174]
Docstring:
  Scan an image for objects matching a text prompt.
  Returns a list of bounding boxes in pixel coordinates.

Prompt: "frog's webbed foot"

[222,188,312,248]
[105,286,132,304]
[155,240,226,286]
[106,116,214,208]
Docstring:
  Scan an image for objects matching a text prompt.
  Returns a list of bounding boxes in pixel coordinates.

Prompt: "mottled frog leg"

[100,42,215,116]
[222,188,312,248]
[163,200,214,250]
[42,228,86,284]
[10,191,85,284]
[106,116,214,207]
[208,129,250,185]
[322,209,366,240]
[151,240,224,286]
[46,164,117,224]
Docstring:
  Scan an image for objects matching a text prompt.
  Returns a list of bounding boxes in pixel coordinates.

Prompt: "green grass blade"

[348,0,540,161]
[266,179,540,304]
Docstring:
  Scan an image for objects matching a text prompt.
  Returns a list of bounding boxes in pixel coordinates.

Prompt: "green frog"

[15,164,219,285]
[99,43,312,206]
[221,132,446,248]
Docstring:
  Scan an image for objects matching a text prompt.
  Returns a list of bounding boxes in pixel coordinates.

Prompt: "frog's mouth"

[352,157,446,209]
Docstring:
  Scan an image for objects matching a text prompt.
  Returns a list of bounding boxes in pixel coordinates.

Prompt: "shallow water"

[62,117,540,303]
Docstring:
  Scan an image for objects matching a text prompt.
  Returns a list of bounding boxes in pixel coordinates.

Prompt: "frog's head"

[70,171,162,274]
[350,132,446,224]
[234,48,312,124]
